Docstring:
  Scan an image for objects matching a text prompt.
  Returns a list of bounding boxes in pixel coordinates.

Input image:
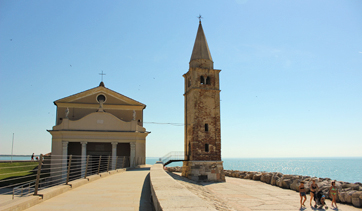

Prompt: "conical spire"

[190,21,213,69]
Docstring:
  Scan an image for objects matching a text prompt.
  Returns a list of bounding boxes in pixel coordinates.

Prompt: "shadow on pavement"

[139,173,154,211]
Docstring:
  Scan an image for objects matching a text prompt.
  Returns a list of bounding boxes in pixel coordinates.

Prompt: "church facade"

[48,82,149,178]
[181,21,225,182]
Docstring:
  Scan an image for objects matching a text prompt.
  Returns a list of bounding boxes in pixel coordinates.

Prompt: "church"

[48,81,149,177]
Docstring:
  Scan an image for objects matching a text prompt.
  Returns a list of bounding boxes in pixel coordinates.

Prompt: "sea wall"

[166,167,362,208]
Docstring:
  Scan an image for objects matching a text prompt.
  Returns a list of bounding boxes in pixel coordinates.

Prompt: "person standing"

[299,181,307,208]
[310,179,318,206]
[31,153,34,161]
[329,181,338,208]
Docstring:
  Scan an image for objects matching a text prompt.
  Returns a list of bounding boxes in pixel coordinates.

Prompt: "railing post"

[34,154,43,195]
[84,155,90,179]
[107,156,110,172]
[97,155,102,174]
[115,156,118,170]
[66,155,72,185]
[122,156,126,168]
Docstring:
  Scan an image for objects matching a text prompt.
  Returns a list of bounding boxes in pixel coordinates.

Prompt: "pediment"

[53,111,145,132]
[54,85,145,108]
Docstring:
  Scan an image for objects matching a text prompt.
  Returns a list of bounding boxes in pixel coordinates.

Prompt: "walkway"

[170,172,360,211]
[25,166,153,211]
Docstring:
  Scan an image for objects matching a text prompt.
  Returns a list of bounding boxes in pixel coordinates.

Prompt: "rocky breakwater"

[223,170,362,208]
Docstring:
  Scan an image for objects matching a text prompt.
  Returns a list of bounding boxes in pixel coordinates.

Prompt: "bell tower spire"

[189,20,213,69]
[182,20,225,182]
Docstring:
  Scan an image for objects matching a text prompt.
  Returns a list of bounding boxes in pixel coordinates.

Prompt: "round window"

[96,94,106,103]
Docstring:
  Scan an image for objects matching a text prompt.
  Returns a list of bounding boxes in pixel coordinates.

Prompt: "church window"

[96,94,106,103]
[200,76,205,85]
[188,78,191,87]
[206,76,211,85]
[205,124,209,132]
[205,144,209,152]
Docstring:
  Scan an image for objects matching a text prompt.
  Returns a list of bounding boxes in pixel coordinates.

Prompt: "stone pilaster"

[111,142,118,170]
[80,142,87,177]
[130,142,136,167]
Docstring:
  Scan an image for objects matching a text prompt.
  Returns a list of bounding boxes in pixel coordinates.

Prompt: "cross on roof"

[99,71,106,82]
[198,15,203,22]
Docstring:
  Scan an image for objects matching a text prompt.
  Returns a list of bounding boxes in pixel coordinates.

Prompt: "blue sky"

[0,0,361,158]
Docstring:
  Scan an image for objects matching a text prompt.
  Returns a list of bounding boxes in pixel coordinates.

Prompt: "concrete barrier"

[150,162,216,211]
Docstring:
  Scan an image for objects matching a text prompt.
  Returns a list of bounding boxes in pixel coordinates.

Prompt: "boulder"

[339,191,347,203]
[345,190,357,204]
[260,173,272,184]
[253,173,262,181]
[281,179,292,189]
[290,179,300,191]
[352,191,362,208]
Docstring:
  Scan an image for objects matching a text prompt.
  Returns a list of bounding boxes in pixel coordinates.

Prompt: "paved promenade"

[170,172,360,211]
[25,166,153,211]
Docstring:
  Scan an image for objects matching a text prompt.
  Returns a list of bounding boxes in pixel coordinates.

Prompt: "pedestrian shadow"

[139,173,154,211]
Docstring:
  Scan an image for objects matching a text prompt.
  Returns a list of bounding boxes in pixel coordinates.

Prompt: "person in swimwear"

[329,181,338,208]
[310,179,318,206]
[299,181,307,208]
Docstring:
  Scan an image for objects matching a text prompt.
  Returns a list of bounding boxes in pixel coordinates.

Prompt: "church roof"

[190,21,213,62]
[54,82,146,108]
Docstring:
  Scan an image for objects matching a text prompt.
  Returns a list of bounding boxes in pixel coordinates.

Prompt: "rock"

[261,173,272,184]
[281,179,292,189]
[339,191,347,203]
[290,179,300,191]
[352,191,362,208]
[253,173,262,181]
[345,190,357,204]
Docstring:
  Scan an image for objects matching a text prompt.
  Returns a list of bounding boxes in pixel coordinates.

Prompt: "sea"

[2,155,361,183]
[146,157,362,184]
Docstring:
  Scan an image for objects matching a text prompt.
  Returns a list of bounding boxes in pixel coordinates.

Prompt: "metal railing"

[160,151,185,166]
[0,154,145,206]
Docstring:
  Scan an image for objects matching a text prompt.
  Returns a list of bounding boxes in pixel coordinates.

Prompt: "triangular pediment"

[54,85,145,107]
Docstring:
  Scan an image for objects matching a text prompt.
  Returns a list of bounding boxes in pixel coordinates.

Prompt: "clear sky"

[0,0,361,158]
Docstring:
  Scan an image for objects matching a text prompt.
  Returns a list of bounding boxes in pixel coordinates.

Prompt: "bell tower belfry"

[181,20,225,182]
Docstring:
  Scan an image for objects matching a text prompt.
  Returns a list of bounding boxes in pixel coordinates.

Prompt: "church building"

[48,82,149,177]
[181,20,225,182]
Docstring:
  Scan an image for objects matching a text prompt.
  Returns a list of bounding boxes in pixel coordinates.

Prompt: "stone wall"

[167,167,362,208]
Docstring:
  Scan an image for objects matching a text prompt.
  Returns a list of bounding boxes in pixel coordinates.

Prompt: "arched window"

[188,78,191,87]
[200,76,205,85]
[206,76,211,85]
[205,124,209,132]
[205,144,209,152]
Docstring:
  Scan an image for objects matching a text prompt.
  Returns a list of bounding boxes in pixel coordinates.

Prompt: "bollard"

[34,154,43,195]
[107,156,110,172]
[115,156,118,170]
[66,155,72,185]
[84,155,90,179]
[97,155,102,174]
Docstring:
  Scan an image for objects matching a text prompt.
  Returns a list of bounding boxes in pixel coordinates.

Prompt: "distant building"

[181,21,225,182]
[48,82,149,178]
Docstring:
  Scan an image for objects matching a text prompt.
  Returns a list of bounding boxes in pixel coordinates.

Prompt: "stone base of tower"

[181,161,225,182]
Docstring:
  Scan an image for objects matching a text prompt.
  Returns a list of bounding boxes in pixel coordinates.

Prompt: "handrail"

[0,154,139,206]
[159,151,186,166]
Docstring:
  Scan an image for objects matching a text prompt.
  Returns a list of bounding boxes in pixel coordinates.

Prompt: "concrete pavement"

[170,172,361,211]
[25,166,153,211]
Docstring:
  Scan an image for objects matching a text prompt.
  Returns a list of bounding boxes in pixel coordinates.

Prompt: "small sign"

[97,120,104,124]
